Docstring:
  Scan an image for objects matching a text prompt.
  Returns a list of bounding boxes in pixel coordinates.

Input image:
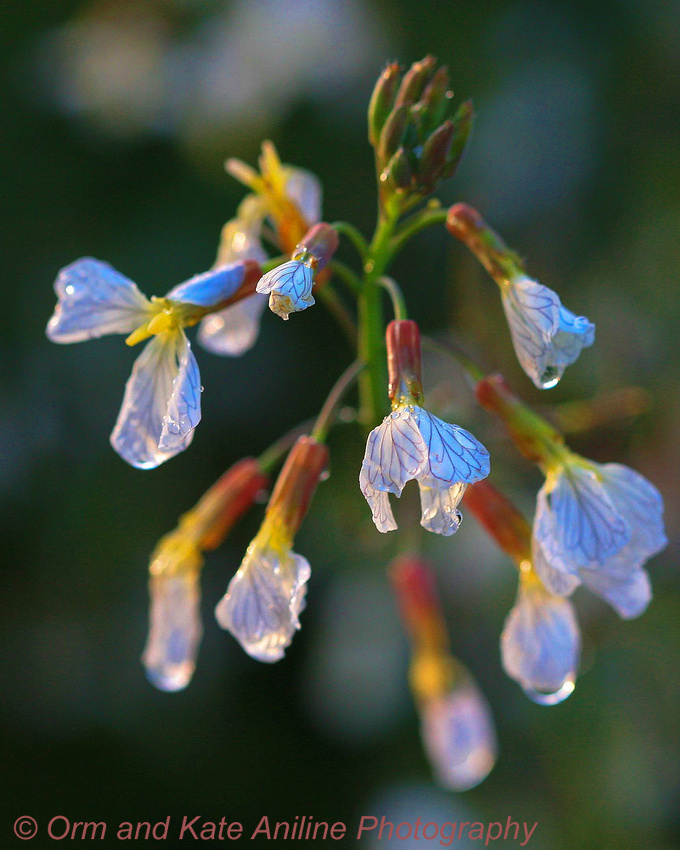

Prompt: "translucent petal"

[256,260,314,319]
[420,683,497,791]
[110,330,199,468]
[215,195,268,266]
[580,567,652,619]
[215,546,311,662]
[164,263,246,308]
[501,578,580,697]
[359,409,427,496]
[361,485,398,533]
[549,306,596,371]
[283,166,322,225]
[418,482,465,537]
[198,294,267,357]
[532,536,581,597]
[416,410,491,486]
[46,257,151,343]
[141,570,203,692]
[534,466,630,573]
[501,277,560,387]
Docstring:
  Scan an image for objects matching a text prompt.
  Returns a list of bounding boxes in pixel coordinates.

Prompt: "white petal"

[215,547,311,663]
[420,683,497,791]
[361,485,398,533]
[501,578,580,701]
[501,277,560,388]
[359,409,427,496]
[283,166,322,225]
[215,196,268,266]
[533,466,630,573]
[110,331,199,468]
[532,536,581,596]
[198,294,267,357]
[46,257,151,343]
[580,567,652,619]
[418,482,465,537]
[142,571,203,692]
[416,410,491,486]
[548,306,595,374]
[164,263,246,308]
[256,261,314,319]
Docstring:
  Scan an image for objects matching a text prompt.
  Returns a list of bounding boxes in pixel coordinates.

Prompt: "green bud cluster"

[368,56,473,213]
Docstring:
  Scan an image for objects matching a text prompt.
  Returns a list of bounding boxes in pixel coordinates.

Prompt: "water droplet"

[200,386,205,393]
[319,469,330,482]
[539,366,560,389]
[523,679,575,706]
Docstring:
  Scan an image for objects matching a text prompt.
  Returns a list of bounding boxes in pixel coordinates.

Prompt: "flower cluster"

[46,56,666,792]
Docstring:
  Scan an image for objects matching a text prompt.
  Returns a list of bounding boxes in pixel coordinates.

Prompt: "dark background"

[1,1,679,847]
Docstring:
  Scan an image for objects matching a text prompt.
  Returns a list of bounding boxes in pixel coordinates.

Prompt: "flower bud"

[368,62,400,147]
[266,436,329,540]
[383,147,414,193]
[386,319,423,407]
[446,203,521,283]
[292,222,339,273]
[390,555,448,658]
[378,104,412,168]
[394,55,437,109]
[418,66,452,135]
[441,100,473,179]
[416,120,454,190]
[462,480,532,566]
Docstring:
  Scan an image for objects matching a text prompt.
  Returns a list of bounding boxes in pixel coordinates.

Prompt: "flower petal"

[215,547,311,662]
[416,410,491,486]
[580,567,652,619]
[142,570,203,692]
[46,257,151,343]
[361,485,398,533]
[418,482,465,537]
[283,166,322,226]
[256,260,314,319]
[501,578,580,701]
[501,277,560,387]
[198,294,267,357]
[110,330,199,468]
[359,409,427,496]
[548,306,595,374]
[532,537,581,596]
[165,263,246,308]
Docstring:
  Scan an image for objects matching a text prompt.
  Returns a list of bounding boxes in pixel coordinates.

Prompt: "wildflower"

[141,458,268,691]
[47,257,260,468]
[447,204,594,388]
[215,436,328,662]
[390,556,497,790]
[199,145,322,354]
[256,222,339,319]
[360,320,490,535]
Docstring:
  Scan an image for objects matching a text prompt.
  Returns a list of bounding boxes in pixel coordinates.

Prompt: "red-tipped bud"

[394,55,438,109]
[463,481,532,566]
[267,436,329,537]
[378,104,412,167]
[442,100,474,179]
[368,62,401,147]
[419,66,452,134]
[446,203,521,283]
[390,555,444,638]
[293,222,339,272]
[387,319,423,406]
[417,120,455,187]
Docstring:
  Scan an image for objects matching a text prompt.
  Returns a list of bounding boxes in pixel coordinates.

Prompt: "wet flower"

[47,257,260,468]
[199,145,322,353]
[215,436,328,661]
[447,204,594,389]
[501,569,580,704]
[533,460,666,618]
[360,320,490,535]
[256,222,339,320]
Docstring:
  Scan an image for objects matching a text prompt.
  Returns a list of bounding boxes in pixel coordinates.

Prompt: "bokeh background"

[2,1,679,847]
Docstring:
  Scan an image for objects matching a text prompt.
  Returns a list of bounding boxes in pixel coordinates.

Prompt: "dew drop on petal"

[523,678,575,706]
[539,366,561,389]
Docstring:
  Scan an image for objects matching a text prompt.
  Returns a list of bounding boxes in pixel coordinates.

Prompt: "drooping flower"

[501,569,580,704]
[447,204,594,389]
[256,222,339,320]
[47,257,261,468]
[533,460,666,618]
[215,436,328,662]
[199,145,322,354]
[141,458,268,691]
[360,320,490,535]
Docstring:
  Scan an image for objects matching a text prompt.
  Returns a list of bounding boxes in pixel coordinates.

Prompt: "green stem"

[311,360,365,443]
[330,221,369,260]
[391,204,448,256]
[378,275,408,320]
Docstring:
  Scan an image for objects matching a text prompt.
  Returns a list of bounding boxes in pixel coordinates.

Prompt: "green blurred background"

[2,1,679,847]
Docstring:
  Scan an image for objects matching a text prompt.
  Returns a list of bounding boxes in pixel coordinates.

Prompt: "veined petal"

[534,466,630,573]
[215,546,311,662]
[283,166,322,226]
[580,567,652,619]
[360,408,427,496]
[416,410,491,487]
[256,260,314,320]
[361,485,398,533]
[110,330,199,468]
[418,481,465,537]
[420,683,497,791]
[501,277,560,388]
[47,257,151,343]
[142,570,203,692]
[165,263,246,308]
[532,536,581,597]
[549,306,595,372]
[198,294,267,357]
[501,578,580,701]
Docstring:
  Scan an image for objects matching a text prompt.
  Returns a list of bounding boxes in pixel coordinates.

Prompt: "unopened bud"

[266,436,329,538]
[417,120,454,189]
[419,66,452,135]
[383,147,414,193]
[441,99,474,179]
[378,104,412,168]
[386,319,423,406]
[463,480,532,566]
[446,203,522,283]
[394,55,437,109]
[368,62,400,147]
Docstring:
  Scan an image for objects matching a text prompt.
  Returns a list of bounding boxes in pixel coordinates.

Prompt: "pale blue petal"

[580,567,652,619]
[158,333,201,452]
[532,537,581,596]
[416,410,491,486]
[359,409,427,496]
[256,261,314,319]
[360,485,398,533]
[215,547,311,662]
[501,277,560,388]
[420,683,497,791]
[418,481,465,537]
[549,306,595,370]
[501,579,580,698]
[47,257,151,343]
[142,571,203,692]
[198,294,267,357]
[110,331,197,468]
[165,263,246,307]
[283,166,322,225]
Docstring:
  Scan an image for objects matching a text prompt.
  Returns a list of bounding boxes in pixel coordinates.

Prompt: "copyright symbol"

[14,817,38,840]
